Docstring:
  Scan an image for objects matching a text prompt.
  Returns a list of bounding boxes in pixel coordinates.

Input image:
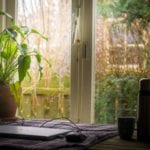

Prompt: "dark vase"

[118,116,135,140]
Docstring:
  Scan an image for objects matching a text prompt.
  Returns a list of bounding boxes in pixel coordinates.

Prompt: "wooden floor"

[89,136,150,150]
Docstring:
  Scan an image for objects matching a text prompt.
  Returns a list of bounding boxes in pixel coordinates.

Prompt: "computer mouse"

[65,132,86,143]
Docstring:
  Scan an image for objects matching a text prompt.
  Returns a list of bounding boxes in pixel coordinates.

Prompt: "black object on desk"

[118,116,135,140]
[65,132,86,143]
[138,78,150,142]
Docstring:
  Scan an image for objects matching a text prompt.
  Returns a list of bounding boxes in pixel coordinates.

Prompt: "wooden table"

[90,135,150,150]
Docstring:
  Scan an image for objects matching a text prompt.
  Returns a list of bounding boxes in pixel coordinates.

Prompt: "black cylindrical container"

[137,78,150,142]
[118,117,135,140]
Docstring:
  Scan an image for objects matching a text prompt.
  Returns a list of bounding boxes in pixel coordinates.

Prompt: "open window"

[1,0,95,123]
[95,0,150,124]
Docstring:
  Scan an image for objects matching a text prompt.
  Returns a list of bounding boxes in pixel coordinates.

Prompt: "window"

[3,0,148,124]
[95,0,150,124]
[16,0,71,119]
[1,0,95,123]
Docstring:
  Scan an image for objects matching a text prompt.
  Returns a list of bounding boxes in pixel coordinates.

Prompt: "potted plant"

[0,11,47,119]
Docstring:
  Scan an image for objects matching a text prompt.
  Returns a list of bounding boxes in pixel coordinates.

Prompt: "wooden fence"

[17,88,70,119]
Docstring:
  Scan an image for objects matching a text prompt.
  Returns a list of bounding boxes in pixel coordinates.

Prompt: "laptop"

[0,125,71,140]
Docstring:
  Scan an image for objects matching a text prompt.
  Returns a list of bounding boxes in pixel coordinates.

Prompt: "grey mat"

[0,119,118,150]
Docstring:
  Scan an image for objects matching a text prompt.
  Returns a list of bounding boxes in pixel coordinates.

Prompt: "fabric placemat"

[0,119,118,150]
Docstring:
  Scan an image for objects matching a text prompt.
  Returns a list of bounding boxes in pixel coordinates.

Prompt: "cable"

[0,118,118,134]
[39,117,82,134]
[39,117,118,134]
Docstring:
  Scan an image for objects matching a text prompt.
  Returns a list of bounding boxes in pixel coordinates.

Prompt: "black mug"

[118,116,135,140]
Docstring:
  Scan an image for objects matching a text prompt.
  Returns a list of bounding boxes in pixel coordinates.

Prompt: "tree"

[97,0,150,26]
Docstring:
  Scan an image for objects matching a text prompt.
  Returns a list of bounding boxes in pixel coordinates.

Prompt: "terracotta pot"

[0,84,17,119]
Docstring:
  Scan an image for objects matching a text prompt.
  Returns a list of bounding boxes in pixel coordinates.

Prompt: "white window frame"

[71,0,95,123]
[0,0,17,30]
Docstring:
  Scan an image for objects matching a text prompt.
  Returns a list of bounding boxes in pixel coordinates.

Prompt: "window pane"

[95,0,150,124]
[17,0,71,119]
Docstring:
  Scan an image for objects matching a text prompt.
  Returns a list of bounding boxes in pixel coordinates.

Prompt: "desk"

[90,135,150,150]
[0,119,118,150]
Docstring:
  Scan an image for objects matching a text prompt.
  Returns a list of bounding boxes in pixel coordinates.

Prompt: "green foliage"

[50,73,59,88]
[0,12,47,84]
[0,30,19,84]
[62,75,70,88]
[0,26,46,85]
[0,11,47,105]
[10,82,22,106]
[0,11,13,22]
[97,0,115,17]
[113,0,150,26]
[95,74,139,123]
[18,55,31,82]
[95,0,149,124]
[97,0,150,26]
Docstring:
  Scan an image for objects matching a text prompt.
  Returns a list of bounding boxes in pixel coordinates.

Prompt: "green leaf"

[34,49,41,63]
[0,11,14,22]
[18,43,28,54]
[38,65,43,79]
[34,49,43,79]
[0,32,9,41]
[20,26,30,35]
[5,28,17,40]
[31,29,48,41]
[1,41,17,59]
[9,82,22,107]
[18,55,31,83]
[11,25,25,38]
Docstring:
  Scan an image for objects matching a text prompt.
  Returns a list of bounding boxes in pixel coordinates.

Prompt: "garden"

[95,0,150,123]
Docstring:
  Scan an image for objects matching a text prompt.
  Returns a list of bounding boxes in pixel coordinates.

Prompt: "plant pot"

[118,116,135,140]
[0,84,17,120]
